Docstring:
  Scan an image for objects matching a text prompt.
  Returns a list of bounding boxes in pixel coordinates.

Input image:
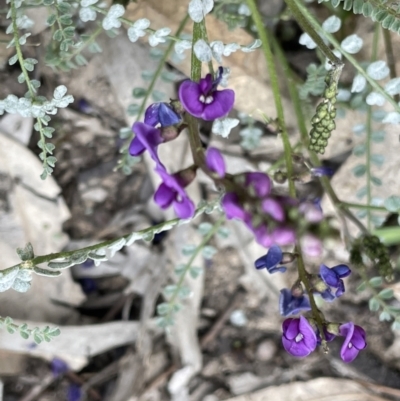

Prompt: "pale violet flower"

[188,0,214,23]
[149,27,171,47]
[175,40,192,55]
[212,118,239,138]
[194,39,212,62]
[128,18,150,42]
[102,4,125,30]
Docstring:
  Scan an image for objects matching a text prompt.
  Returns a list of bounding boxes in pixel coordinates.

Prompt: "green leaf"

[379,311,392,321]
[127,103,140,116]
[53,29,63,42]
[356,281,367,292]
[142,70,155,81]
[178,286,191,299]
[352,164,366,177]
[378,288,394,299]
[356,186,367,199]
[157,302,171,316]
[391,320,400,330]
[63,26,75,38]
[217,226,230,239]
[352,144,366,156]
[47,14,57,26]
[189,266,203,279]
[48,327,60,337]
[18,73,25,84]
[119,127,132,139]
[19,330,29,339]
[75,54,88,66]
[151,90,165,102]
[174,264,186,276]
[202,245,217,259]
[7,325,16,334]
[371,154,384,167]
[371,130,385,142]
[182,244,196,256]
[384,196,400,212]
[371,176,382,186]
[16,243,34,261]
[369,276,383,287]
[198,222,213,236]
[352,0,364,13]
[8,54,18,65]
[132,87,147,98]
[163,285,178,297]
[369,297,380,311]
[59,14,73,25]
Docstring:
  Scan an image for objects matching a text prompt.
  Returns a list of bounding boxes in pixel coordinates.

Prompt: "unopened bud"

[273,171,287,184]
[161,125,179,142]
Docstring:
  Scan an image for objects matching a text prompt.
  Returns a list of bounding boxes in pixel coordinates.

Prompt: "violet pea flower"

[179,67,235,121]
[205,147,226,178]
[129,122,164,167]
[254,244,287,274]
[144,102,181,127]
[154,166,195,219]
[339,322,367,363]
[282,316,317,357]
[320,264,351,297]
[279,288,311,317]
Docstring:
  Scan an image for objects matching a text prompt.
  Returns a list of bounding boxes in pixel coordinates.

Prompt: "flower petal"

[272,227,296,246]
[179,80,204,118]
[332,264,351,278]
[158,102,181,126]
[144,103,160,127]
[129,136,146,156]
[262,198,285,221]
[154,183,175,209]
[202,88,235,120]
[132,122,164,165]
[222,193,247,220]
[245,172,272,197]
[206,147,226,177]
[320,264,340,287]
[173,196,195,219]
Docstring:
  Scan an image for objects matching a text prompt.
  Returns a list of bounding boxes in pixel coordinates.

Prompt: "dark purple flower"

[311,166,334,177]
[222,192,249,221]
[254,244,287,273]
[339,322,367,363]
[282,316,317,357]
[245,172,272,197]
[67,383,82,401]
[178,68,235,121]
[320,264,351,297]
[144,102,181,127]
[154,166,195,219]
[129,122,164,167]
[51,358,69,377]
[279,288,311,317]
[206,147,226,178]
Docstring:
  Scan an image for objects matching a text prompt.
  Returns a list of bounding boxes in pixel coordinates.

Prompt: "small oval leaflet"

[341,34,363,54]
[367,60,390,80]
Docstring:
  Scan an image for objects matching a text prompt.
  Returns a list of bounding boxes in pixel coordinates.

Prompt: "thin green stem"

[341,202,386,212]
[65,25,103,62]
[296,243,327,347]
[293,0,400,114]
[164,217,225,323]
[382,27,399,103]
[11,0,35,97]
[366,24,380,230]
[246,0,295,197]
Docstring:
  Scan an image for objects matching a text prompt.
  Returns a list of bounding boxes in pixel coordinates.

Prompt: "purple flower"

[320,264,351,297]
[254,244,287,273]
[339,322,367,363]
[311,166,334,177]
[316,327,337,344]
[67,383,82,401]
[279,288,311,317]
[129,122,164,167]
[249,223,296,248]
[206,147,226,178]
[178,68,235,121]
[282,316,317,357]
[301,234,322,257]
[245,172,272,197]
[299,200,323,223]
[222,193,249,221]
[51,358,69,377]
[144,102,181,127]
[154,166,195,219]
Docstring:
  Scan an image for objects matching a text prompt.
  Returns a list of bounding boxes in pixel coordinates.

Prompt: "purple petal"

[173,196,195,219]
[245,172,272,197]
[279,289,311,317]
[131,122,164,166]
[222,193,247,220]
[282,318,299,340]
[272,227,296,246]
[282,317,316,357]
[199,74,213,94]
[352,325,367,349]
[298,316,317,351]
[179,80,204,118]
[158,103,181,127]
[320,264,340,287]
[262,198,285,222]
[144,103,160,127]
[251,224,274,248]
[335,280,345,297]
[311,166,334,177]
[206,147,226,177]
[202,89,235,120]
[129,136,146,156]
[266,245,283,268]
[154,183,175,209]
[341,344,360,363]
[332,264,351,278]
[319,288,336,302]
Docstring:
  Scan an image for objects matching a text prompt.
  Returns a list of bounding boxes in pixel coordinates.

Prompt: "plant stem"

[164,217,225,324]
[246,0,295,197]
[293,0,400,114]
[65,25,103,62]
[340,202,386,212]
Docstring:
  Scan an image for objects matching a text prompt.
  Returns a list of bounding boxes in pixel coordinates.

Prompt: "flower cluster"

[129,67,234,219]
[255,245,366,362]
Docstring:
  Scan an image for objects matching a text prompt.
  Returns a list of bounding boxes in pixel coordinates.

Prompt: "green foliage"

[299,64,327,100]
